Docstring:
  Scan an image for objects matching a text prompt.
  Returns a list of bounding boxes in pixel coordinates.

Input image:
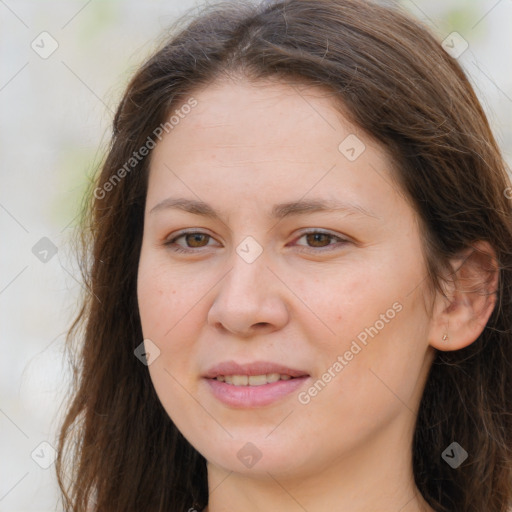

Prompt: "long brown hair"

[56,0,512,510]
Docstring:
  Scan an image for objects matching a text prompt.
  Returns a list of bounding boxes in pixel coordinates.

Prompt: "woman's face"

[137,78,437,480]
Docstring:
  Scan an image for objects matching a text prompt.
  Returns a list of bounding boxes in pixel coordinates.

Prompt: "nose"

[207,249,290,337]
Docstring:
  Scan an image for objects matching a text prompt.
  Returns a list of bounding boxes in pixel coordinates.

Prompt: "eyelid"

[294,228,346,240]
[165,228,215,241]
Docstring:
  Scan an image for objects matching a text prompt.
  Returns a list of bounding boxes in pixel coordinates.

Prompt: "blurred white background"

[1,0,511,511]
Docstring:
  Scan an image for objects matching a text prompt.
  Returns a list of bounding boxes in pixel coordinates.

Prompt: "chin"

[200,434,316,479]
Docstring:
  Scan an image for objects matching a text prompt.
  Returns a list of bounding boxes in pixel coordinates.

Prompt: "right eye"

[164,231,220,253]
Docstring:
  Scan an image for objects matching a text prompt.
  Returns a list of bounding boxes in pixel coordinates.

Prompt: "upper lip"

[203,360,309,379]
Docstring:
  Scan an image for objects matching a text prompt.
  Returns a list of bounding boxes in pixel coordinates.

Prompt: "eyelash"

[164,229,349,254]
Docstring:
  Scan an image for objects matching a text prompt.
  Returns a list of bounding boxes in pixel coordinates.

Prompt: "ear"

[429,241,499,351]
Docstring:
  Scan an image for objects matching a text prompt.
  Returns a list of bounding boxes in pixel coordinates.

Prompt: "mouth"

[203,360,309,379]
[212,373,297,386]
[203,361,310,407]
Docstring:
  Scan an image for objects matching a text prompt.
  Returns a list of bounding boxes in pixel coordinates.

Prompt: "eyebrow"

[149,197,378,220]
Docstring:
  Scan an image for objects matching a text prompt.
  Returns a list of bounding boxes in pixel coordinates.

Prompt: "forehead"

[147,78,403,220]
[167,78,356,153]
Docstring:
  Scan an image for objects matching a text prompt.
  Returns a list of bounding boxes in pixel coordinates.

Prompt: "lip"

[203,360,309,379]
[203,360,310,408]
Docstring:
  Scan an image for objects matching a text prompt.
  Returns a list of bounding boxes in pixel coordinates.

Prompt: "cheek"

[137,254,195,338]
[137,267,168,337]
[288,262,389,349]
[137,253,211,382]
[297,251,430,390]
[310,289,430,420]
[137,256,206,426]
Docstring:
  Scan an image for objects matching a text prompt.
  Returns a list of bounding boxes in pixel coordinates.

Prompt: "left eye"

[294,231,348,250]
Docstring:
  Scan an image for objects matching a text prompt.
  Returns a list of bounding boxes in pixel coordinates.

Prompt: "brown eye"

[294,230,349,252]
[184,233,210,247]
[305,232,333,247]
[165,231,219,253]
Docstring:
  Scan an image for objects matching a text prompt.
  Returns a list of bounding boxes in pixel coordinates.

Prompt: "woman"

[56,0,512,511]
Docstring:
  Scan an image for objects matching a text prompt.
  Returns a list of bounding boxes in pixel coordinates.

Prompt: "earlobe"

[429,241,499,352]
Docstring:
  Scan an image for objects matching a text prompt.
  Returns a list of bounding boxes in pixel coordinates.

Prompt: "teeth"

[215,373,295,386]
[231,375,248,386]
[248,374,267,386]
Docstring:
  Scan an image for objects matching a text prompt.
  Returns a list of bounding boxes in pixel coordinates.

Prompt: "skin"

[137,77,496,512]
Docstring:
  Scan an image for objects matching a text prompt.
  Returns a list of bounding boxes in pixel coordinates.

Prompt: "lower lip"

[204,377,310,408]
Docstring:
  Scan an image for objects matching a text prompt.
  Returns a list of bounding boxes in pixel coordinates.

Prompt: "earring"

[442,333,449,342]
